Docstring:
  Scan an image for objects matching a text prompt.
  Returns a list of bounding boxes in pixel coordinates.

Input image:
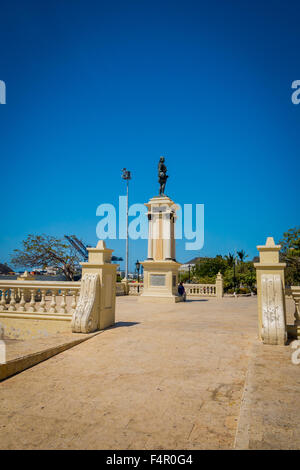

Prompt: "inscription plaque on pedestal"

[150,274,166,286]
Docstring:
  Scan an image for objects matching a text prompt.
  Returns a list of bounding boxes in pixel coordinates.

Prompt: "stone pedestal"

[254,237,287,345]
[216,272,224,299]
[139,196,182,303]
[72,240,117,333]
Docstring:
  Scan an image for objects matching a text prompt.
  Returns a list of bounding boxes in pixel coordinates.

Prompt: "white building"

[45,266,58,275]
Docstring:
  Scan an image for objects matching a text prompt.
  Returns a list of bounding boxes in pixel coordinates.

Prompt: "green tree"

[193,255,227,281]
[239,264,256,291]
[280,227,300,285]
[225,253,235,267]
[10,234,81,281]
[237,250,248,263]
[223,267,235,290]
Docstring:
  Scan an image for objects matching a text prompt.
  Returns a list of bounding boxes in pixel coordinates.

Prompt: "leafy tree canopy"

[10,234,81,281]
[280,227,300,285]
[180,251,254,293]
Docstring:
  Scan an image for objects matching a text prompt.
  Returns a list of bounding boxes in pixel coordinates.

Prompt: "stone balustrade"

[125,275,224,298]
[128,283,144,295]
[183,283,216,296]
[0,280,81,318]
[116,283,127,296]
[288,286,300,340]
[291,286,300,319]
[0,241,117,339]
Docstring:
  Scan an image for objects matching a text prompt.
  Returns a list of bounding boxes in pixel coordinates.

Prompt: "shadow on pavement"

[110,321,140,328]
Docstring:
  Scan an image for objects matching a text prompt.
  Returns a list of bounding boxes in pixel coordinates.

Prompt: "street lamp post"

[188,264,191,284]
[121,168,131,280]
[135,260,141,293]
[233,250,237,294]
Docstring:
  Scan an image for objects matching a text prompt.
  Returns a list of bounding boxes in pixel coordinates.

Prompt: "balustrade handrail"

[0,280,81,290]
[183,283,216,296]
[291,286,300,293]
[128,282,144,295]
[183,283,215,287]
[0,279,81,317]
[126,281,217,296]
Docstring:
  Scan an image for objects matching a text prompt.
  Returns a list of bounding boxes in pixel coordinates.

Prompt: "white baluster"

[0,289,7,311]
[15,288,20,303]
[60,290,67,313]
[75,290,79,308]
[71,290,77,312]
[28,289,36,312]
[39,289,46,313]
[294,298,300,325]
[8,288,17,311]
[19,288,26,312]
[50,289,57,313]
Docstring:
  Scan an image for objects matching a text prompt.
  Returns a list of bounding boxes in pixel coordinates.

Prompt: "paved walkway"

[0,297,299,449]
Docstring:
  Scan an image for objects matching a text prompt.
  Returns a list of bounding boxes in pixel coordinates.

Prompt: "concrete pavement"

[0,296,298,449]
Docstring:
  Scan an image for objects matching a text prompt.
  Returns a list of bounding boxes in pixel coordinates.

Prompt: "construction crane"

[64,235,89,261]
[64,235,123,263]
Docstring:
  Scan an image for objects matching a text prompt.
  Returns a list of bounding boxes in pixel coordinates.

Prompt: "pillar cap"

[254,262,286,268]
[83,240,114,265]
[141,260,181,267]
[145,196,179,211]
[87,240,114,254]
[257,236,281,251]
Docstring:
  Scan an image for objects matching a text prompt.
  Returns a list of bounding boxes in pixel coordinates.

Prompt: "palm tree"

[225,253,235,267]
[237,250,248,263]
[225,252,237,290]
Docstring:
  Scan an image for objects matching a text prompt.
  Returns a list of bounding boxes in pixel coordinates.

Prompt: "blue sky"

[0,0,299,271]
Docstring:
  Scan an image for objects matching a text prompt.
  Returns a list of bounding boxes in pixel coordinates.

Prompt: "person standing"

[178,282,186,301]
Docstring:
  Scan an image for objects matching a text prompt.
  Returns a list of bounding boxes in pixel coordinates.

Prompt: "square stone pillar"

[254,237,287,344]
[216,272,224,299]
[72,240,117,332]
[139,196,182,303]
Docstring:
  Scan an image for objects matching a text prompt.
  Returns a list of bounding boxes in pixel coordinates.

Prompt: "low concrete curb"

[233,343,256,449]
[0,331,101,381]
[234,340,300,450]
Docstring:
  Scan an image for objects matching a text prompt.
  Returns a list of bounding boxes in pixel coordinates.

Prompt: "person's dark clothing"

[178,284,185,296]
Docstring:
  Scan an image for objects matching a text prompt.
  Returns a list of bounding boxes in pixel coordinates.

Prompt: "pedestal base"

[139,260,182,304]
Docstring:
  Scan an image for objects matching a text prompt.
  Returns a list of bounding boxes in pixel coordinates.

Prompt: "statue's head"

[159,156,165,162]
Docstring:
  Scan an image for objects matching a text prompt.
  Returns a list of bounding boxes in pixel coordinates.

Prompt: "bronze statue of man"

[158,156,168,196]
